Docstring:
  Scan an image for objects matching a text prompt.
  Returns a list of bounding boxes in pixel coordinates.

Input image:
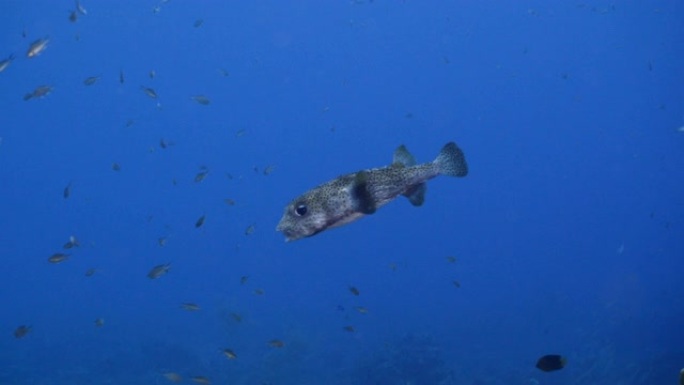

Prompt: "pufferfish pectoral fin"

[403,182,427,206]
[351,171,377,214]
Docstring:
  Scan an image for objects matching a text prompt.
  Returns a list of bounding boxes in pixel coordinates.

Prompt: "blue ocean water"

[1,1,683,384]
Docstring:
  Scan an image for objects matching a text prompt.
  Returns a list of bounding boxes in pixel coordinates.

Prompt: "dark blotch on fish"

[536,354,567,372]
[276,142,468,241]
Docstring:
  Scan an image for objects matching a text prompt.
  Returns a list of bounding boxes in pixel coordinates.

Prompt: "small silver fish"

[276,142,468,241]
[23,85,53,101]
[76,0,87,15]
[190,95,210,105]
[0,54,15,73]
[26,37,49,58]
[140,86,158,99]
[83,76,100,86]
[147,263,171,279]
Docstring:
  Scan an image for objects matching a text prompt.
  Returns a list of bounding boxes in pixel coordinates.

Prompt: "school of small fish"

[2,1,487,382]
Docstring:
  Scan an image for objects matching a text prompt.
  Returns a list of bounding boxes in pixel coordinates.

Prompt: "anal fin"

[403,183,426,207]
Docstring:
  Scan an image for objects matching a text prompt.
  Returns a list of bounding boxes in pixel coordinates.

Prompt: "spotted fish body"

[276,142,468,241]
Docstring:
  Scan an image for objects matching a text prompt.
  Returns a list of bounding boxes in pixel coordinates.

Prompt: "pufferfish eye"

[294,203,308,217]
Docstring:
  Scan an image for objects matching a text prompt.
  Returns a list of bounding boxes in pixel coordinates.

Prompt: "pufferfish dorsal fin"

[351,171,376,214]
[392,145,416,167]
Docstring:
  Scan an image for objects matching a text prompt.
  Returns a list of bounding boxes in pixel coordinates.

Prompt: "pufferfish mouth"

[275,224,295,241]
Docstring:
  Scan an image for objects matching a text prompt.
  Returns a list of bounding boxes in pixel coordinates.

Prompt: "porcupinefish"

[276,141,468,241]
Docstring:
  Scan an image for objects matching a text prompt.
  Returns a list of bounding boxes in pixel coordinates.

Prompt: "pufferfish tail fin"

[434,142,468,177]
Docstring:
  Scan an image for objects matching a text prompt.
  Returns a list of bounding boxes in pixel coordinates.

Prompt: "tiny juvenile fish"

[147,263,171,279]
[26,37,49,58]
[276,142,468,241]
[83,76,100,86]
[63,182,72,198]
[140,86,158,99]
[14,325,31,338]
[191,376,211,384]
[23,85,53,101]
[0,54,14,73]
[163,372,183,383]
[63,235,80,249]
[48,253,70,263]
[195,215,205,228]
[194,169,209,182]
[536,354,567,372]
[354,306,368,314]
[221,348,237,359]
[76,0,87,15]
[181,302,200,311]
[190,95,210,105]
